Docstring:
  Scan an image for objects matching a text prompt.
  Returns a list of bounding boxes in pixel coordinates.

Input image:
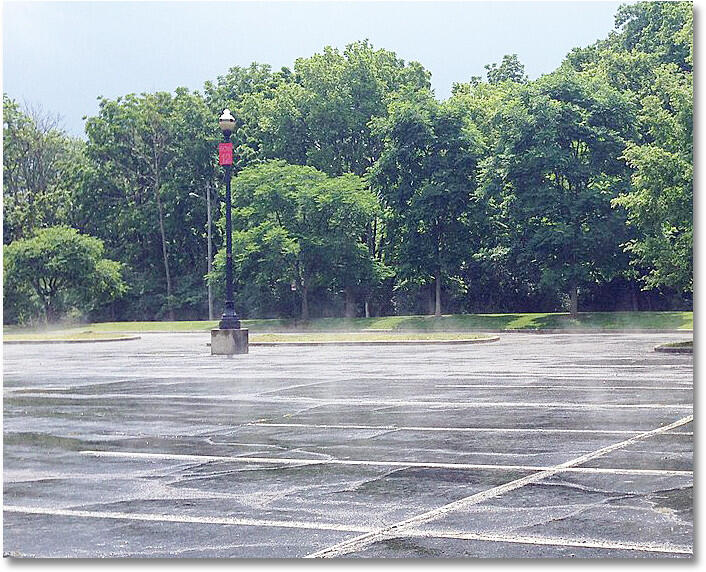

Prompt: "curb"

[3,335,142,345]
[654,343,693,354]
[250,336,501,347]
[138,328,694,336]
[464,328,693,334]
[205,336,501,347]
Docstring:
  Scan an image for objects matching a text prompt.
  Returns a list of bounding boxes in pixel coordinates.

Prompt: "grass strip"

[661,341,693,348]
[654,340,693,354]
[3,331,138,342]
[4,311,693,336]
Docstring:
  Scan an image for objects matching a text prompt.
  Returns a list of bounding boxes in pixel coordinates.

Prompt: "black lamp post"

[218,109,241,330]
[211,110,248,355]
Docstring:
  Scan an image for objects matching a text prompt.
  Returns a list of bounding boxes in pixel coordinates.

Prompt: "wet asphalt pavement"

[2,332,693,558]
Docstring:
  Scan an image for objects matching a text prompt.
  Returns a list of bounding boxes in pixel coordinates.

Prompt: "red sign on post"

[219,142,233,166]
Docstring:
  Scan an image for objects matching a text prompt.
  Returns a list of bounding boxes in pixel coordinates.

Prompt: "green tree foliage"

[371,91,482,315]
[2,95,80,243]
[80,89,218,320]
[3,226,125,323]
[209,160,380,319]
[485,54,528,84]
[614,1,692,72]
[447,80,548,313]
[234,40,431,177]
[481,70,635,315]
[614,62,693,294]
[203,63,291,168]
[220,41,432,316]
[614,4,692,293]
[563,2,692,296]
[565,1,692,85]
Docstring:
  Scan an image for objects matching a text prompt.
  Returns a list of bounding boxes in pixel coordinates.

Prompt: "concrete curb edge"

[654,343,693,354]
[249,336,501,347]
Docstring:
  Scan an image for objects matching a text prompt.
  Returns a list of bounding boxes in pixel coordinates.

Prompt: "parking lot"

[2,332,693,558]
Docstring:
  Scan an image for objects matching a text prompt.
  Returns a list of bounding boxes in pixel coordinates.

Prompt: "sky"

[2,0,625,137]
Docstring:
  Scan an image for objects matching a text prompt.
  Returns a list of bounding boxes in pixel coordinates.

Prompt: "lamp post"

[211,109,248,355]
[217,109,240,330]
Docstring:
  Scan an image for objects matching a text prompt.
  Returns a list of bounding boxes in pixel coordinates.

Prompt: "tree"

[80,89,220,320]
[564,0,693,297]
[614,0,692,72]
[236,41,431,178]
[218,44,430,316]
[209,160,380,320]
[371,90,482,316]
[485,54,528,85]
[3,95,80,243]
[3,226,126,323]
[290,40,431,177]
[564,1,692,83]
[203,62,290,169]
[447,80,550,313]
[481,70,635,315]
[169,88,223,317]
[613,63,692,293]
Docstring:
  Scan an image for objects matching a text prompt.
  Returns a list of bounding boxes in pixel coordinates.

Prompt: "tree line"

[3,2,693,324]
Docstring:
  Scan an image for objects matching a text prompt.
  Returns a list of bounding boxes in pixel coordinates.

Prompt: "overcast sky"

[3,1,624,137]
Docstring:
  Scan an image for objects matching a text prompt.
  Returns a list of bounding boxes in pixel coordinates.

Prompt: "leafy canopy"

[3,226,126,322]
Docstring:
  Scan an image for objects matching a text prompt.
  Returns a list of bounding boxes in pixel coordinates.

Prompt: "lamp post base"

[218,316,241,329]
[211,328,249,355]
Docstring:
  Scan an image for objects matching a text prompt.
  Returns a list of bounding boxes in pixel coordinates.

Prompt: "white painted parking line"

[2,505,370,533]
[411,530,692,555]
[436,384,692,391]
[305,415,693,558]
[2,506,691,556]
[250,421,693,436]
[14,392,693,410]
[80,450,692,477]
[255,378,346,396]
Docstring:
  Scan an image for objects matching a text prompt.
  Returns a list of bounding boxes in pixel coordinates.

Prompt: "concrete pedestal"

[211,328,249,355]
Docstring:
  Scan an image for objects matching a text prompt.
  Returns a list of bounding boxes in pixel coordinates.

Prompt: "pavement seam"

[303,415,693,558]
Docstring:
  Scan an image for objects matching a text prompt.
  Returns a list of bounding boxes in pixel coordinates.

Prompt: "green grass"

[4,311,692,337]
[661,340,693,348]
[3,330,137,342]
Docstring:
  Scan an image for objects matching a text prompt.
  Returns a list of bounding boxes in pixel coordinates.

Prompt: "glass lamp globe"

[219,109,236,134]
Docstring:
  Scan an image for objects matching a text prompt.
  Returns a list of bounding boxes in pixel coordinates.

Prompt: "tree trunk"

[427,285,435,315]
[301,283,309,321]
[344,287,356,318]
[154,187,174,322]
[569,285,579,317]
[155,183,174,321]
[435,272,442,317]
[364,300,370,318]
[631,285,639,312]
[434,228,442,317]
[44,300,56,323]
